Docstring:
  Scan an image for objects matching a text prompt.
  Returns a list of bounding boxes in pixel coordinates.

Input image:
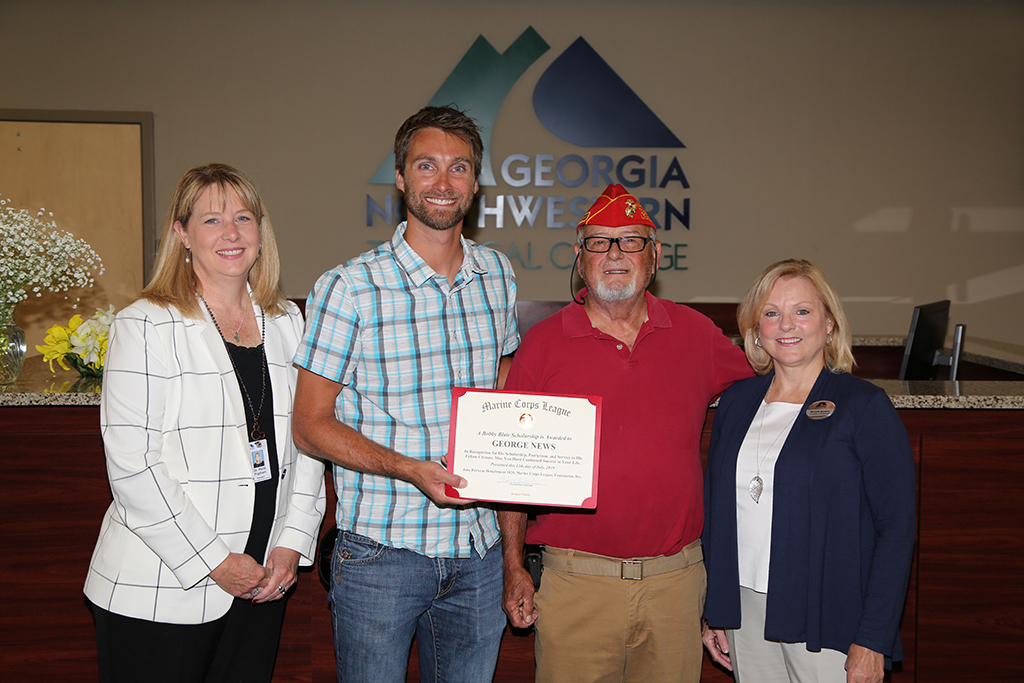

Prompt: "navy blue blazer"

[703,368,915,660]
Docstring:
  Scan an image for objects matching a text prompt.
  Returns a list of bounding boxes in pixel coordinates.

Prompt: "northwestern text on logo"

[366,28,691,271]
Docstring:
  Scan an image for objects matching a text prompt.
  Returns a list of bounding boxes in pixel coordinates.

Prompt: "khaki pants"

[534,544,706,683]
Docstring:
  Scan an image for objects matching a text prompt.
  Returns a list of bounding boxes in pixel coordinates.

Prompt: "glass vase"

[0,313,27,384]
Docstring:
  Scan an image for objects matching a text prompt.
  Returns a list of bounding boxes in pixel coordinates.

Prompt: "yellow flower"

[35,322,75,372]
[35,307,114,377]
[98,336,109,367]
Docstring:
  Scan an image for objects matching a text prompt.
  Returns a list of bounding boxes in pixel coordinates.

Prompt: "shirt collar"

[563,289,672,339]
[391,221,486,288]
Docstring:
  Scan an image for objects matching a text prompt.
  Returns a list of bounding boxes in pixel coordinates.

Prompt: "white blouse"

[734,399,802,593]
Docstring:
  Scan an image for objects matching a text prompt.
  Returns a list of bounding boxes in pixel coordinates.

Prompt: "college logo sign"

[367,27,691,271]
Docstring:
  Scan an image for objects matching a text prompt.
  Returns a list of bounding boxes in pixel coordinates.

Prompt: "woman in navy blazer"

[702,260,915,683]
[84,165,325,683]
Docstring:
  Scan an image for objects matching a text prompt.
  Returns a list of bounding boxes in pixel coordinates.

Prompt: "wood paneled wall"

[2,304,1020,683]
[4,402,1022,682]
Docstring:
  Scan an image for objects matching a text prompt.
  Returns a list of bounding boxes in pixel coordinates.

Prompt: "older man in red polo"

[498,184,752,683]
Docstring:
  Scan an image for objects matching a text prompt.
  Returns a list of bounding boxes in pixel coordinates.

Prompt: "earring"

[185,248,191,264]
[754,336,762,348]
[826,333,833,345]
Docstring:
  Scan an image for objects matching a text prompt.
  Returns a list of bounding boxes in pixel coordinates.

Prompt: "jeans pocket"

[332,531,389,586]
[337,530,388,564]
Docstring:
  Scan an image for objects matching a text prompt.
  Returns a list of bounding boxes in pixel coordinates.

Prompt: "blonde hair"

[736,259,854,375]
[139,164,287,317]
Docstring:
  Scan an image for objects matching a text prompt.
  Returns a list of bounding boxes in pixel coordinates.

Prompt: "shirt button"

[616,344,623,350]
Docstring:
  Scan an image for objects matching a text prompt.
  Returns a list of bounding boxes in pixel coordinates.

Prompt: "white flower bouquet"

[0,196,104,320]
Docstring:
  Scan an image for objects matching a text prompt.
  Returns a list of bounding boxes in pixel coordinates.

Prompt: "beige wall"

[0,120,144,350]
[3,0,1022,363]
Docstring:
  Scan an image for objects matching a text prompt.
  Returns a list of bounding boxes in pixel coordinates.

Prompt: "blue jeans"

[329,530,505,683]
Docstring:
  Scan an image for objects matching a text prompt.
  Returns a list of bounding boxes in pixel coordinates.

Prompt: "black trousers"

[90,596,287,683]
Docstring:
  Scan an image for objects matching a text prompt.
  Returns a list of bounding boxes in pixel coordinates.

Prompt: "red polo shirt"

[505,292,753,558]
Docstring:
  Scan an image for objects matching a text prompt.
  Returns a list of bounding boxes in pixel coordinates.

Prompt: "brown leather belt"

[541,539,702,580]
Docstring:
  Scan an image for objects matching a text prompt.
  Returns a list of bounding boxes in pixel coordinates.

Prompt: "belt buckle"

[620,559,643,580]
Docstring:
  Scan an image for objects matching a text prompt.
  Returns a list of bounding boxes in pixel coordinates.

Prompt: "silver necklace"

[750,377,799,504]
[226,312,245,344]
[199,295,245,343]
[197,292,268,442]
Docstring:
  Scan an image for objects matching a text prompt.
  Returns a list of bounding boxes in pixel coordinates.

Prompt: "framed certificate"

[445,388,602,508]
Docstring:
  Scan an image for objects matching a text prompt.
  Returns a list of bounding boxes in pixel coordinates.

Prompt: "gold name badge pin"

[806,400,836,420]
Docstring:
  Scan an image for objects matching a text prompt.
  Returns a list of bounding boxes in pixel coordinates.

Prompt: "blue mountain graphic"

[533,37,684,148]
[369,28,550,185]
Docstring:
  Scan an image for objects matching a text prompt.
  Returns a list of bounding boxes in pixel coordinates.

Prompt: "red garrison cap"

[576,183,657,233]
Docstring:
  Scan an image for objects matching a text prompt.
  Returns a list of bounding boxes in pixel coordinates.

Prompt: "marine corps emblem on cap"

[577,183,658,233]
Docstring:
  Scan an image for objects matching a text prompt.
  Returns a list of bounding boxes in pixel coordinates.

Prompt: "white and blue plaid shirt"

[295,223,519,558]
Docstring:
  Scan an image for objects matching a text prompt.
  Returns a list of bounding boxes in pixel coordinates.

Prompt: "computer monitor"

[898,300,966,381]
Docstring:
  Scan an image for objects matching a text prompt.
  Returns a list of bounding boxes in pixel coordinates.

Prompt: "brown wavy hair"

[394,105,484,182]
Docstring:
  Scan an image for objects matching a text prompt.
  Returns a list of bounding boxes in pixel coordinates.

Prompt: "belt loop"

[566,549,575,575]
[689,538,703,566]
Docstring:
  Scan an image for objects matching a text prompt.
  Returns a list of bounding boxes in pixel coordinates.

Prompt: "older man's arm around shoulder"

[292,367,467,506]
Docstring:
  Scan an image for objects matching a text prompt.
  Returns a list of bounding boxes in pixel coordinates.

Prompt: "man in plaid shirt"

[293,106,519,683]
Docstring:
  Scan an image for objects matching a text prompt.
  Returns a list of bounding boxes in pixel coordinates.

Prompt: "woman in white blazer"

[84,164,326,683]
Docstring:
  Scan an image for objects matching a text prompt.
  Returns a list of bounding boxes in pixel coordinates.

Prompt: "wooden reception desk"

[2,336,1022,682]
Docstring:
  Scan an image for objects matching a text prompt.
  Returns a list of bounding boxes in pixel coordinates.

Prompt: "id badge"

[250,439,271,483]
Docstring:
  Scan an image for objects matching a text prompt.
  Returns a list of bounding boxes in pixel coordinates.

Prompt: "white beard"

[588,277,641,302]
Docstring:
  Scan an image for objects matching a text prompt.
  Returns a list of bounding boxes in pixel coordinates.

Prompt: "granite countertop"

[853,336,1024,376]
[701,380,1024,410]
[3,355,1023,410]
[850,336,1024,406]
[871,379,1024,409]
[0,357,102,406]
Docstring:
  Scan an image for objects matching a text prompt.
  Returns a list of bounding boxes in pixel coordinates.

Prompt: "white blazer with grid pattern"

[83,298,326,624]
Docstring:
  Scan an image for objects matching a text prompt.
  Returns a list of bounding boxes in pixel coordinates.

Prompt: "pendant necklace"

[200,295,246,343]
[197,292,268,443]
[224,310,245,343]
[750,377,799,504]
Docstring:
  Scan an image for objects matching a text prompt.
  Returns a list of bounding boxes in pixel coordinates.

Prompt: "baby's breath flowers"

[0,196,104,320]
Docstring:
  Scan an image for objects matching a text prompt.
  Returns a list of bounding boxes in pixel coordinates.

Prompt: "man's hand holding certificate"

[445,388,602,508]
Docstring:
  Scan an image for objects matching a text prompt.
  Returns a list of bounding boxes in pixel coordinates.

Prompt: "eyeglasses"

[580,236,652,253]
